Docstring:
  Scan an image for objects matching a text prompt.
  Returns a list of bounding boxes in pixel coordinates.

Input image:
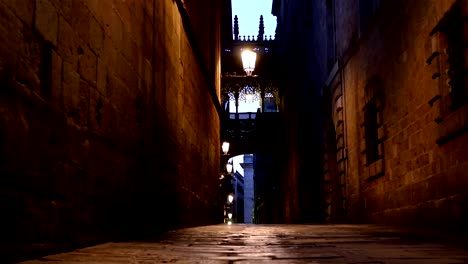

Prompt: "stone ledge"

[365,158,385,182]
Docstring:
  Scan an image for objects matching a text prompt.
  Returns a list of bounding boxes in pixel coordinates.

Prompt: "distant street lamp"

[222,141,230,155]
[241,50,256,76]
[226,162,233,174]
[227,194,234,203]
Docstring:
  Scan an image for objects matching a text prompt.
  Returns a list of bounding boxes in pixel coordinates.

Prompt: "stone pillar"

[241,154,255,223]
[260,87,265,113]
[235,89,239,119]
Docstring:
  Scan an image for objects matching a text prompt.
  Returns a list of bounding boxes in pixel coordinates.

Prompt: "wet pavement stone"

[18,224,468,263]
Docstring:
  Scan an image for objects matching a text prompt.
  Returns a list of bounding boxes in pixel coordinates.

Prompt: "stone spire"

[274,17,278,40]
[234,15,239,40]
[258,15,264,42]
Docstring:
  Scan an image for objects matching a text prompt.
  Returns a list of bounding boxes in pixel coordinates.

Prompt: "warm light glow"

[228,194,234,203]
[241,50,256,76]
[222,141,230,154]
[228,213,233,219]
[227,220,232,225]
[226,163,233,174]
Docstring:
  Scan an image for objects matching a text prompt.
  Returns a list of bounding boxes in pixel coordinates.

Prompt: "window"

[434,2,465,113]
[363,100,379,164]
[426,1,468,145]
[360,76,385,180]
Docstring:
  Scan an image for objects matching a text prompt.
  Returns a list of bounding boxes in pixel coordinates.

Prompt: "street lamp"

[226,162,233,174]
[227,194,234,203]
[222,141,230,155]
[241,49,256,76]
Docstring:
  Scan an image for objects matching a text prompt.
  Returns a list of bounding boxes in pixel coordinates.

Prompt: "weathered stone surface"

[16,224,468,264]
[57,16,78,64]
[0,0,221,246]
[2,0,35,26]
[77,44,97,85]
[35,0,58,45]
[70,0,90,42]
[89,15,103,55]
[292,0,468,228]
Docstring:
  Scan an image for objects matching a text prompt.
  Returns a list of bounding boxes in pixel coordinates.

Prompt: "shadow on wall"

[0,0,221,260]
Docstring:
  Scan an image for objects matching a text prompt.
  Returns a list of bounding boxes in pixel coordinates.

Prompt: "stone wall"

[273,0,325,223]
[0,0,221,244]
[274,0,468,229]
[333,0,468,229]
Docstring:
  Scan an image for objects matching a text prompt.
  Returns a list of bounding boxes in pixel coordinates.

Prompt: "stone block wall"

[274,0,468,228]
[333,0,468,229]
[0,0,221,244]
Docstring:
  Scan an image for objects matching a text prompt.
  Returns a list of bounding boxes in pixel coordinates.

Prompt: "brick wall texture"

[0,0,221,243]
[275,0,468,229]
[334,0,468,229]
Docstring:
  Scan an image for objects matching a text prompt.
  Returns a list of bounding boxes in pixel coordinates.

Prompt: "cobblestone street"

[18,224,468,263]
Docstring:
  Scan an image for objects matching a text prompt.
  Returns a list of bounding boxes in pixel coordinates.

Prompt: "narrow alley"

[1,0,468,263]
[18,224,468,263]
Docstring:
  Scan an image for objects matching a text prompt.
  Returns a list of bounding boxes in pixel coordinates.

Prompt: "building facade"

[240,154,254,223]
[0,0,225,244]
[233,170,245,223]
[272,0,325,223]
[273,0,468,229]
